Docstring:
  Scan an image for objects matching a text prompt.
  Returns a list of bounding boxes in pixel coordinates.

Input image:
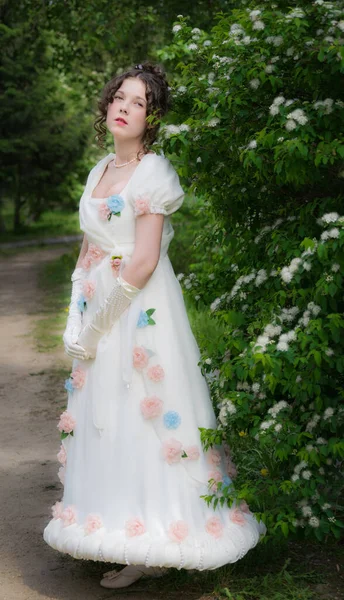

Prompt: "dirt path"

[0,247,198,600]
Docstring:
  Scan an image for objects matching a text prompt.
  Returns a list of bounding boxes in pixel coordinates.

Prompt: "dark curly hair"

[94,61,171,156]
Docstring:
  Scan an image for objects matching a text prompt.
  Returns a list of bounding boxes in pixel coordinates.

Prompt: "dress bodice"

[79,153,184,260]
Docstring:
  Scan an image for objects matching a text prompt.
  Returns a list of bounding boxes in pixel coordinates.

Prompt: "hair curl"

[94,61,171,156]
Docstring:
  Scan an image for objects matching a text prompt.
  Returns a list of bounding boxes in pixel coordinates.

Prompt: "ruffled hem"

[43,515,266,571]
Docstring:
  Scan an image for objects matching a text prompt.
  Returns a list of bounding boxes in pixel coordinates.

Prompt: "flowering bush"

[158,1,344,541]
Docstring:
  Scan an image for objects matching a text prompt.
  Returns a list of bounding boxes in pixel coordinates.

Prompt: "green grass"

[34,245,79,352]
[0,208,80,243]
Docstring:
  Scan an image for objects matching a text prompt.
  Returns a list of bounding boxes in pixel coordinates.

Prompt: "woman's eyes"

[114,95,144,107]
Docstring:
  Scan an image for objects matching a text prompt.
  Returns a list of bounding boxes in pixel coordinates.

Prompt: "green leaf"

[146,308,156,316]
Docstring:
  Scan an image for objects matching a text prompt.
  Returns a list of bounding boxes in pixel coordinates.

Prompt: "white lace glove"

[77,274,140,358]
[63,267,90,360]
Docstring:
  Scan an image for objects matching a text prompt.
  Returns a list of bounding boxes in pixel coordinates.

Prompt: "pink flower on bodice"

[51,501,63,519]
[134,195,150,216]
[57,411,76,434]
[140,396,163,419]
[162,438,183,465]
[168,520,189,542]
[229,508,246,526]
[98,202,111,221]
[184,445,200,461]
[205,516,224,538]
[133,346,149,370]
[62,505,77,527]
[83,280,95,300]
[125,518,146,537]
[207,448,222,466]
[71,365,86,389]
[57,444,67,465]
[147,365,165,382]
[85,514,103,534]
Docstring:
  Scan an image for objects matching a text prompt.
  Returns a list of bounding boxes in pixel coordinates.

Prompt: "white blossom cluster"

[218,398,237,427]
[323,406,335,420]
[266,35,284,46]
[285,8,306,20]
[172,24,182,34]
[162,123,190,137]
[314,97,334,114]
[286,108,309,131]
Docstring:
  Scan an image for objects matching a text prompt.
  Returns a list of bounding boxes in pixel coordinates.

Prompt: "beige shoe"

[100,565,167,589]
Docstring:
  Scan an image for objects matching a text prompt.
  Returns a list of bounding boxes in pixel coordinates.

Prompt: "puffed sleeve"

[130,154,185,217]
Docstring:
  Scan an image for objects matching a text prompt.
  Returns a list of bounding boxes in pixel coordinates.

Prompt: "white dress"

[43,152,266,570]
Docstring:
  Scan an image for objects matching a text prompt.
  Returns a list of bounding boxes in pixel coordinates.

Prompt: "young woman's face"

[106,77,148,142]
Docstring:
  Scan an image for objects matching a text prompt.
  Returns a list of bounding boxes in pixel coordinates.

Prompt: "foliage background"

[2,0,344,556]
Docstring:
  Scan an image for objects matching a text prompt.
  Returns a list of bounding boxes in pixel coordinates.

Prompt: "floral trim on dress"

[137,308,156,327]
[134,195,168,217]
[65,366,86,394]
[57,410,76,439]
[98,195,125,221]
[82,243,105,271]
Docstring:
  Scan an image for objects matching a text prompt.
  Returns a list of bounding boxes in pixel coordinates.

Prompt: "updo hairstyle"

[94,61,171,154]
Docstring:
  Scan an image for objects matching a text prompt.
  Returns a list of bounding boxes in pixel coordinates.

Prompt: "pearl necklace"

[113,156,138,168]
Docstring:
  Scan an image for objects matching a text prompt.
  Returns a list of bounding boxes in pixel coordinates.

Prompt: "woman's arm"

[76,214,164,357]
[121,213,164,287]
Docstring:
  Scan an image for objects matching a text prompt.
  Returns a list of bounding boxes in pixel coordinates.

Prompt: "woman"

[43,62,266,589]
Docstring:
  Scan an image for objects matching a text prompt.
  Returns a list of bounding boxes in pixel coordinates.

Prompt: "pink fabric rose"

[168,520,189,543]
[140,396,163,419]
[147,364,165,382]
[133,346,149,370]
[57,444,67,465]
[134,195,151,216]
[125,518,146,537]
[85,514,103,534]
[98,202,111,221]
[207,448,221,466]
[71,365,86,389]
[110,256,122,271]
[229,508,246,526]
[58,465,65,485]
[162,438,183,465]
[184,445,200,461]
[82,243,105,270]
[57,410,76,434]
[239,500,250,514]
[209,469,222,491]
[88,243,105,262]
[51,501,63,519]
[62,505,77,527]
[82,280,95,300]
[205,516,224,539]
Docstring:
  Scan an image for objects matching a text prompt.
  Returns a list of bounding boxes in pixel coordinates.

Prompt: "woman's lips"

[115,118,127,125]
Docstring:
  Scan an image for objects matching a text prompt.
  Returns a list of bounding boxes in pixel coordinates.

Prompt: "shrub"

[157,1,344,541]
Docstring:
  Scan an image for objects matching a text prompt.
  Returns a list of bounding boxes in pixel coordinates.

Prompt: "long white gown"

[43,152,266,570]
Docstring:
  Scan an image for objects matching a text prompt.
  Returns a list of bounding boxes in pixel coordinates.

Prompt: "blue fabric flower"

[163,411,181,430]
[107,194,125,215]
[222,475,232,487]
[77,294,86,313]
[137,310,149,328]
[64,378,74,393]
